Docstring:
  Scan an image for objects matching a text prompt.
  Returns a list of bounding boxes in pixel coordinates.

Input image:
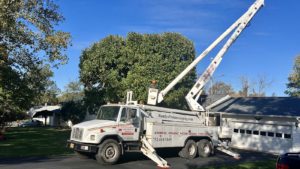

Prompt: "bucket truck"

[67,0,265,168]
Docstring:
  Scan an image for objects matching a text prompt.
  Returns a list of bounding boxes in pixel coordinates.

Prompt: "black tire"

[197,139,213,158]
[75,151,91,159]
[178,140,197,159]
[95,139,121,165]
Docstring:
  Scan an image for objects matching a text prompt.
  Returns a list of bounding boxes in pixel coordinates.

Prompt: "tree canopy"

[285,56,300,96]
[80,32,196,110]
[0,0,70,125]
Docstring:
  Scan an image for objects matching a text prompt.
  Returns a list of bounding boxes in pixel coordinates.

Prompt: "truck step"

[123,142,141,152]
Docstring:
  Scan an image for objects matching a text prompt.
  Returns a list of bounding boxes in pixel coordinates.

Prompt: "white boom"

[150,0,264,111]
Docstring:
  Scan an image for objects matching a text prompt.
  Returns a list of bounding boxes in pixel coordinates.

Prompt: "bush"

[60,100,86,125]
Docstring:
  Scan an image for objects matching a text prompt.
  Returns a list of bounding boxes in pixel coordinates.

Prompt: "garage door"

[231,122,292,154]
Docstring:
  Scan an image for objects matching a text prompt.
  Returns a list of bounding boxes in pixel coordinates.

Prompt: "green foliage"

[38,80,61,105]
[0,111,28,129]
[58,80,84,103]
[0,63,53,122]
[65,81,83,93]
[0,0,71,127]
[80,35,126,103]
[0,0,71,65]
[60,101,86,125]
[83,88,105,114]
[285,56,300,96]
[80,32,196,109]
[58,80,87,124]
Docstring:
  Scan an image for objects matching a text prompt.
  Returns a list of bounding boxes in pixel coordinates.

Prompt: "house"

[29,105,62,126]
[206,96,300,154]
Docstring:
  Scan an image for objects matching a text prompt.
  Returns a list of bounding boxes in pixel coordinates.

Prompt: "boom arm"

[151,0,264,111]
[186,0,264,111]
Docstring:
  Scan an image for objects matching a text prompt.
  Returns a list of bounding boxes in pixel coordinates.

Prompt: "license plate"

[70,143,74,148]
[81,145,89,150]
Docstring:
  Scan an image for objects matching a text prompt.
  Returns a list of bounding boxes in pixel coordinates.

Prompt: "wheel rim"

[188,145,196,155]
[204,145,210,154]
[104,145,116,159]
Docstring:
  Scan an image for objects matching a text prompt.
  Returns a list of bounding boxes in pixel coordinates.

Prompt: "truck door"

[118,107,141,141]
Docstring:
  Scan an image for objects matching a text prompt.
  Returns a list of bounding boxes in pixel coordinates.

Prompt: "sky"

[53,0,300,96]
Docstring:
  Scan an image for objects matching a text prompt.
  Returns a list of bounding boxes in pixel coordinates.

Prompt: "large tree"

[0,0,70,127]
[80,32,196,110]
[285,56,300,96]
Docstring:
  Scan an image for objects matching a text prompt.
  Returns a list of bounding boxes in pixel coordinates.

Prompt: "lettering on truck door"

[118,107,141,141]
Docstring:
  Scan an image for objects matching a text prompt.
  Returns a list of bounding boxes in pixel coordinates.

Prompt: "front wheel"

[95,139,121,165]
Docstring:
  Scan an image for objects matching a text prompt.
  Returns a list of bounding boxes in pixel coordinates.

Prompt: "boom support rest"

[140,136,170,168]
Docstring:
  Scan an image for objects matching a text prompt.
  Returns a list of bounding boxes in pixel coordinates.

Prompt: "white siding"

[292,126,300,152]
[231,122,292,154]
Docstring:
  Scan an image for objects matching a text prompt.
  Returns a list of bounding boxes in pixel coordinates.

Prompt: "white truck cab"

[68,104,145,163]
[70,105,144,143]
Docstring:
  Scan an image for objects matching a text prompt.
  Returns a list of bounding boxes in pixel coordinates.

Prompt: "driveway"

[0,149,276,169]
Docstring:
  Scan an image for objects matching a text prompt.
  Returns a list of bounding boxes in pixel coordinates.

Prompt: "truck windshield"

[96,106,120,121]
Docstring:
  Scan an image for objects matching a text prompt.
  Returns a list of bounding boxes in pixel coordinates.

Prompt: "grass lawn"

[0,127,73,158]
[199,160,277,169]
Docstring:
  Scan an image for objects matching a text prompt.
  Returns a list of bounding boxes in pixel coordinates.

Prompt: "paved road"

[0,149,276,169]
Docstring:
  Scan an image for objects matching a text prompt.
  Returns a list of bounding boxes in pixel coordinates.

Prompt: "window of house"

[233,129,239,133]
[268,132,274,137]
[284,134,291,139]
[260,131,266,136]
[276,133,282,138]
[246,130,252,134]
[240,129,245,134]
[253,130,259,135]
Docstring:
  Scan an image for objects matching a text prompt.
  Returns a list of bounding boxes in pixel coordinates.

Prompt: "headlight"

[90,135,95,141]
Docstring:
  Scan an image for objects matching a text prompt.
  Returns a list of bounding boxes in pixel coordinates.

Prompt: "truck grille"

[72,127,83,140]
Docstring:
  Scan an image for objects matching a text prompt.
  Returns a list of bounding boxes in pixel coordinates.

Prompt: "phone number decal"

[153,137,172,142]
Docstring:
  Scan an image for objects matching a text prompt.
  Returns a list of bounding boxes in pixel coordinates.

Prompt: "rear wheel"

[95,139,121,165]
[197,139,213,158]
[178,140,197,159]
